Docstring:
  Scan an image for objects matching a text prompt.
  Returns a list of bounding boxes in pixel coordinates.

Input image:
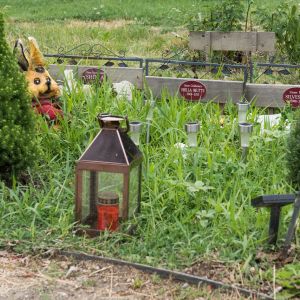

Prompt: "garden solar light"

[75,114,143,235]
[185,121,200,147]
[239,122,253,161]
[237,102,250,123]
[129,121,143,146]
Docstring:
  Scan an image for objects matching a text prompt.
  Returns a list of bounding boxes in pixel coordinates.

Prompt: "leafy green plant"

[187,0,246,32]
[186,0,254,63]
[0,13,38,183]
[256,2,300,63]
[286,109,300,190]
[265,263,300,299]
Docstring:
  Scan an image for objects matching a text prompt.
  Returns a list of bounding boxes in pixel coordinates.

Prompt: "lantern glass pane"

[97,172,124,217]
[129,167,139,217]
[82,170,91,222]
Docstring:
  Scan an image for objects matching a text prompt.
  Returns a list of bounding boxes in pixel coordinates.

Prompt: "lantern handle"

[120,116,129,133]
[97,113,129,132]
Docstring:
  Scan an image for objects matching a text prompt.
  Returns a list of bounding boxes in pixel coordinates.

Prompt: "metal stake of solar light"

[185,122,200,147]
[129,121,143,146]
[146,100,156,144]
[239,123,253,161]
[237,102,250,123]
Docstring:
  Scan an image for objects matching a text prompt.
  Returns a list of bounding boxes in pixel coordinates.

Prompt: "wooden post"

[268,206,281,244]
[205,32,211,66]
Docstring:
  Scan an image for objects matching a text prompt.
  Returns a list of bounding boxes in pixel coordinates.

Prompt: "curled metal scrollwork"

[51,43,126,58]
[45,43,128,65]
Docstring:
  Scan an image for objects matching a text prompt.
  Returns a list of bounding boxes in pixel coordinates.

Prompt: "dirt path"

[0,251,254,299]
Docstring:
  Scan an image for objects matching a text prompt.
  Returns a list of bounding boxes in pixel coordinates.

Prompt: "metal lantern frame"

[75,115,143,235]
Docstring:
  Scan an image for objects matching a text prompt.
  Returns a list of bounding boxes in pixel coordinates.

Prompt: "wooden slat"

[257,32,276,52]
[245,83,300,107]
[189,31,275,52]
[146,76,244,103]
[48,64,144,89]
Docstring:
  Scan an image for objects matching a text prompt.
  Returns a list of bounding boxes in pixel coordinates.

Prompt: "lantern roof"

[78,128,142,166]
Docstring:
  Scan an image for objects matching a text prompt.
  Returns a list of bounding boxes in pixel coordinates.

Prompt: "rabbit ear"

[13,39,29,71]
[28,36,45,69]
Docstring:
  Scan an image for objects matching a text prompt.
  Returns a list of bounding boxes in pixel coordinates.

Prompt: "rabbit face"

[14,37,60,99]
[25,66,60,99]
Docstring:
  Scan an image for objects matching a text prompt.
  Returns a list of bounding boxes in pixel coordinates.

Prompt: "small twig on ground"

[37,270,79,287]
[109,267,113,298]
[237,264,244,286]
[88,265,113,277]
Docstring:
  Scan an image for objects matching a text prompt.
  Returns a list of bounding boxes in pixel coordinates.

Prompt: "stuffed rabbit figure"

[14,37,63,122]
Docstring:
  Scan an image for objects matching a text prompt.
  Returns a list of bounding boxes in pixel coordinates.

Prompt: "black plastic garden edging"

[58,250,274,300]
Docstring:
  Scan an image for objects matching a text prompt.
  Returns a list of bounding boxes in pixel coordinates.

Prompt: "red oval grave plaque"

[283,87,300,108]
[82,68,105,84]
[179,81,206,101]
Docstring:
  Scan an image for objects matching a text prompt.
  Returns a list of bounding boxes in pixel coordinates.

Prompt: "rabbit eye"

[34,78,41,85]
[35,66,45,73]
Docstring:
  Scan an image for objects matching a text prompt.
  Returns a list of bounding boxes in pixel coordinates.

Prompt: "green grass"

[4,19,179,58]
[2,0,298,84]
[0,81,296,268]
[0,0,299,296]
[0,82,297,300]
[1,0,214,25]
[0,0,288,25]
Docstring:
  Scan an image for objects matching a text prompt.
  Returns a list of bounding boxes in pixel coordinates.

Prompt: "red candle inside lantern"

[97,192,119,231]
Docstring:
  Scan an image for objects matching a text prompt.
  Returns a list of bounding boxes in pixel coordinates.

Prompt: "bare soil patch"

[0,251,252,300]
[66,20,134,29]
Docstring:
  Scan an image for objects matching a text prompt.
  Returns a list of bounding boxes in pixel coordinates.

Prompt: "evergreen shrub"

[0,13,38,182]
[286,109,300,190]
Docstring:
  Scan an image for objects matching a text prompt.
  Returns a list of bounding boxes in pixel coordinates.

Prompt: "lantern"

[237,102,250,123]
[75,114,143,235]
[185,121,200,147]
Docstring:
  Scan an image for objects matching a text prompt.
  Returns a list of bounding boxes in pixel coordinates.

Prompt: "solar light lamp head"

[237,102,250,123]
[185,122,200,147]
[239,122,253,148]
[129,121,143,146]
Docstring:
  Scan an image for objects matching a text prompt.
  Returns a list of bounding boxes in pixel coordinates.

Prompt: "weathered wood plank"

[189,31,275,52]
[245,83,300,107]
[146,76,244,103]
[48,64,144,89]
[257,32,276,53]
